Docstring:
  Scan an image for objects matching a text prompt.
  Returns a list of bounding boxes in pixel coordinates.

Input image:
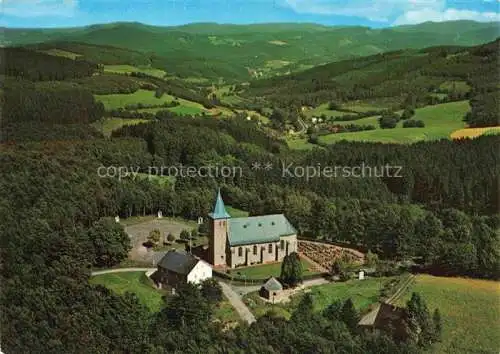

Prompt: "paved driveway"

[219,281,256,324]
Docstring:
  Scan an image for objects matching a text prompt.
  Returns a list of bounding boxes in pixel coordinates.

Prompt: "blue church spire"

[209,188,231,219]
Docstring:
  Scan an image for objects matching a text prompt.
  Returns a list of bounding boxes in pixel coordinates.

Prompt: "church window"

[268,244,273,253]
[253,245,257,255]
[280,240,285,250]
[238,247,243,257]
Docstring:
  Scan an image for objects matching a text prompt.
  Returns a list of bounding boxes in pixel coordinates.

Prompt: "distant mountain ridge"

[3,20,498,81]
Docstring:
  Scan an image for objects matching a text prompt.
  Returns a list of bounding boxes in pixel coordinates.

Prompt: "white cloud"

[281,0,446,22]
[1,0,79,18]
[394,8,500,24]
[281,0,499,24]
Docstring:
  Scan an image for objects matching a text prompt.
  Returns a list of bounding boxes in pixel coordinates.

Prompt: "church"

[208,189,298,268]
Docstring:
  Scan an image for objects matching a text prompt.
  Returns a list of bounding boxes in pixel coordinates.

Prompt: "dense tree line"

[0,47,98,81]
[1,79,104,125]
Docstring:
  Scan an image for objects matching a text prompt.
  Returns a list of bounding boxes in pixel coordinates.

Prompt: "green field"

[286,137,318,150]
[340,100,392,113]
[231,258,319,280]
[439,80,471,94]
[90,271,165,312]
[395,275,500,354]
[335,115,380,126]
[225,206,249,218]
[168,105,204,115]
[90,271,239,323]
[95,89,208,116]
[95,89,174,110]
[318,101,470,144]
[304,103,353,119]
[103,64,167,78]
[92,117,151,136]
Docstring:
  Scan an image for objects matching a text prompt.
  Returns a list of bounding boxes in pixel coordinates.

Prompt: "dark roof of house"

[157,250,199,275]
[358,302,406,328]
[262,277,283,291]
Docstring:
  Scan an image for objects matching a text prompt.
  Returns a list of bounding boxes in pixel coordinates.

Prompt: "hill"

[2,20,498,81]
[244,39,498,145]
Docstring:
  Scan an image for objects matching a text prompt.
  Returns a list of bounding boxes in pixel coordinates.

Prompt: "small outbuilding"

[358,302,408,339]
[259,277,283,301]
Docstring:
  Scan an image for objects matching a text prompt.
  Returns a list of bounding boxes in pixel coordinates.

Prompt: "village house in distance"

[208,189,298,268]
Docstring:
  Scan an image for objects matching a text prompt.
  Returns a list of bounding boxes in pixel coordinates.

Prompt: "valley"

[1,17,499,354]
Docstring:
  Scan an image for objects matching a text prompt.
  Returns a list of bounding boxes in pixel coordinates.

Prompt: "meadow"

[318,101,470,144]
[95,89,208,115]
[396,275,500,354]
[95,89,174,110]
[304,103,353,119]
[92,117,151,136]
[103,64,167,78]
[244,276,394,319]
[90,271,240,323]
[90,271,165,312]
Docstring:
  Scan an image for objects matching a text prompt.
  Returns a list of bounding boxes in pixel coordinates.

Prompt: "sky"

[1,0,499,28]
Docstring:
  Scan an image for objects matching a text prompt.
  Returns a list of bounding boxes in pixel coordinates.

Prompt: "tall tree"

[88,217,131,267]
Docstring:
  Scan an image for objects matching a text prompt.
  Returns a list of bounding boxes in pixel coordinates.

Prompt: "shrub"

[379,113,399,129]
[403,119,425,128]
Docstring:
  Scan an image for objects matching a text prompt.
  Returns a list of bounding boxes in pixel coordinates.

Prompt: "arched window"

[268,244,273,254]
[238,247,243,257]
[280,240,285,250]
[253,245,257,255]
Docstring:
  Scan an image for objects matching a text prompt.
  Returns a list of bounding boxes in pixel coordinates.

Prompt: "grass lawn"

[231,258,320,280]
[90,271,240,323]
[92,117,152,136]
[90,271,166,312]
[286,137,319,150]
[244,276,395,319]
[168,105,204,115]
[225,206,249,218]
[318,101,470,144]
[395,275,500,354]
[103,64,167,79]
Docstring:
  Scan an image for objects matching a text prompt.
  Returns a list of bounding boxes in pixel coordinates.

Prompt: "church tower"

[208,189,231,267]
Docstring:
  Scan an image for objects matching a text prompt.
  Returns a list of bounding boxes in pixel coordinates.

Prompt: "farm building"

[358,302,408,339]
[153,250,212,289]
[208,189,298,268]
